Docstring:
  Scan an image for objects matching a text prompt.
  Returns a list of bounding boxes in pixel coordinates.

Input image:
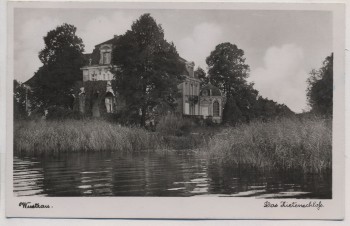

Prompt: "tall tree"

[111,14,185,126]
[28,23,85,109]
[206,42,250,97]
[206,43,256,123]
[306,53,333,116]
[206,42,294,124]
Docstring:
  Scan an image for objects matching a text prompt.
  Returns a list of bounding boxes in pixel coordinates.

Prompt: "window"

[213,101,220,117]
[189,103,194,115]
[105,93,113,113]
[91,71,97,81]
[102,52,111,64]
[184,103,189,114]
[100,45,112,64]
[102,52,107,64]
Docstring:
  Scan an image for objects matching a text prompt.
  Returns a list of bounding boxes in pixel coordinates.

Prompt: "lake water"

[13,151,331,198]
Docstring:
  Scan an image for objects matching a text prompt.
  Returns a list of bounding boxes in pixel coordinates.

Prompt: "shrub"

[204,116,215,126]
[46,106,83,120]
[156,113,195,136]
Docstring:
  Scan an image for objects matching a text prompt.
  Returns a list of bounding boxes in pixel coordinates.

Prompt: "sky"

[13,8,332,113]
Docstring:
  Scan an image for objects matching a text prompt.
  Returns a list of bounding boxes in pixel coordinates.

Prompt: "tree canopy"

[111,14,186,126]
[28,23,85,109]
[206,42,250,97]
[206,42,294,124]
[306,53,333,116]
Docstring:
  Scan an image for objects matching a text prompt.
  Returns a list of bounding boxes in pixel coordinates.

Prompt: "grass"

[14,116,332,174]
[14,119,165,154]
[14,117,208,154]
[206,116,332,173]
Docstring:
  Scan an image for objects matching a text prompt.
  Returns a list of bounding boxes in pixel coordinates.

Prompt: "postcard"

[5,1,345,219]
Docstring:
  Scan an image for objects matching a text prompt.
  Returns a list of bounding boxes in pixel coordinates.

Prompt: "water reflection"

[13,151,331,198]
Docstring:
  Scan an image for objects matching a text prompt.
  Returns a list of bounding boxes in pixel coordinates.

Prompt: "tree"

[14,80,28,120]
[111,14,186,126]
[194,66,208,86]
[306,53,333,116]
[222,97,242,125]
[206,42,294,124]
[28,23,85,109]
[206,42,250,97]
[254,96,294,121]
[206,43,257,123]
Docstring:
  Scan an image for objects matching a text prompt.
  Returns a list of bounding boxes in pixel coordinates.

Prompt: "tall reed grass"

[206,117,332,173]
[14,119,164,154]
[15,116,332,174]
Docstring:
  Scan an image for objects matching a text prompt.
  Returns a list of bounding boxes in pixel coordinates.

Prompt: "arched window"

[213,101,220,117]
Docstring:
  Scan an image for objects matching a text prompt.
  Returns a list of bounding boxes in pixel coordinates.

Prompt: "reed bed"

[206,117,332,173]
[14,116,332,174]
[14,119,165,154]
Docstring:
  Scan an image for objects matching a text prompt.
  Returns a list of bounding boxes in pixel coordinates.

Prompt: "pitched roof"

[95,36,119,47]
[82,36,120,66]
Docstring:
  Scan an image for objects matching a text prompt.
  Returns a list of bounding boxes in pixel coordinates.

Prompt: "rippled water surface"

[14,151,331,198]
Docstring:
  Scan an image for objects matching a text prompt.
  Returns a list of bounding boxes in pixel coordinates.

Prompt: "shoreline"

[14,116,332,173]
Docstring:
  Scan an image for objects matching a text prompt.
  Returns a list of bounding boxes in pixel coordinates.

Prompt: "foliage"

[206,42,294,124]
[27,23,85,109]
[206,43,256,123]
[156,113,194,136]
[222,97,242,125]
[14,80,28,120]
[111,14,186,126]
[78,80,123,117]
[45,106,83,120]
[254,96,294,121]
[194,66,208,86]
[207,116,332,173]
[306,53,333,116]
[206,42,250,97]
[38,23,84,65]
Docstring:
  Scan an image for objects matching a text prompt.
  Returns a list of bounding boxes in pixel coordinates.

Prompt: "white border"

[3,0,346,221]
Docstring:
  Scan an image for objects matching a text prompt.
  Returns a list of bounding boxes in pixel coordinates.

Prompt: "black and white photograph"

[5,1,346,220]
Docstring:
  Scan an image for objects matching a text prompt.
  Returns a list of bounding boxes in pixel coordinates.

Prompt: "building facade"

[76,36,120,117]
[77,36,224,122]
[176,59,224,123]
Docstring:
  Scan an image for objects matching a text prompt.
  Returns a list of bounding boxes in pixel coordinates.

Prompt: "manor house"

[77,36,224,123]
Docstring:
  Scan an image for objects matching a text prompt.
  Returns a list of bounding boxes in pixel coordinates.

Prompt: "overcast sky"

[13,8,332,113]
